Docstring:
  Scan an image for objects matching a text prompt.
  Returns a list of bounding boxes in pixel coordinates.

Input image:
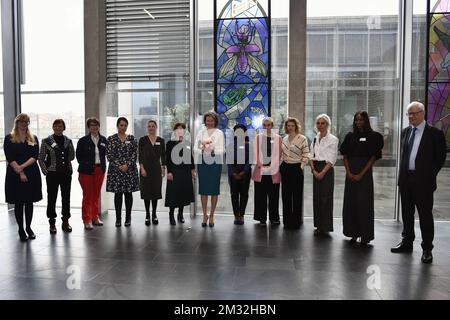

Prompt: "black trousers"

[46,172,72,225]
[280,162,304,228]
[228,173,251,217]
[254,175,280,222]
[400,171,434,251]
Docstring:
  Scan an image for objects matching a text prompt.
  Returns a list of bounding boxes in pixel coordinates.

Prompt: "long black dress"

[139,136,166,200]
[165,140,195,208]
[4,134,43,204]
[340,131,383,242]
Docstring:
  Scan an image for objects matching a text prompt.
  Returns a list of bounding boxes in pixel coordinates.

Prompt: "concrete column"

[288,0,307,132]
[84,0,108,214]
[1,0,22,133]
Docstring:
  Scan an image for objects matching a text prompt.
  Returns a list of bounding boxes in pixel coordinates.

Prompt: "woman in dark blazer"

[340,111,384,245]
[4,114,42,241]
[139,120,166,226]
[227,124,251,225]
[165,122,195,225]
[38,119,75,234]
[76,117,108,230]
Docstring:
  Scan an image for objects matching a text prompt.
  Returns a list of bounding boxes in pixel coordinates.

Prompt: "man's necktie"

[405,127,417,171]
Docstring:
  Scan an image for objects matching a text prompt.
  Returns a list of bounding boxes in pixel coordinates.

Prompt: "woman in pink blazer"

[252,117,283,226]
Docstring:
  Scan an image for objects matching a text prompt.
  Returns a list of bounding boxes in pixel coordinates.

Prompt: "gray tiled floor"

[1,206,450,300]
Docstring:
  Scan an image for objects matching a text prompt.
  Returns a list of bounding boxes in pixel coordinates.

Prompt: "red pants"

[79,166,105,224]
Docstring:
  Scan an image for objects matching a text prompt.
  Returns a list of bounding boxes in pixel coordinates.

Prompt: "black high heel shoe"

[145,215,151,226]
[201,216,208,228]
[26,228,36,240]
[18,230,28,242]
[177,213,185,223]
[169,212,176,226]
[152,214,159,225]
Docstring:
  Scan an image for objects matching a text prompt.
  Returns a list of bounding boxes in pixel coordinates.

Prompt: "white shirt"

[91,134,101,164]
[194,127,225,163]
[281,134,310,169]
[408,120,426,171]
[310,133,339,166]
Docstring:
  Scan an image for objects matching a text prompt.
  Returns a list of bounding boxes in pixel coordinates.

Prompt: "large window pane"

[19,0,85,208]
[306,0,401,219]
[413,0,449,220]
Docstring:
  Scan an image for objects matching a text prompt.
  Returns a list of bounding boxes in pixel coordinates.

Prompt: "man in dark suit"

[391,101,447,264]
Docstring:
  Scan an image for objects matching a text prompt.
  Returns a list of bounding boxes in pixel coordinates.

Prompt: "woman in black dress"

[165,123,196,225]
[340,111,384,245]
[106,117,139,227]
[4,114,42,241]
[139,120,166,226]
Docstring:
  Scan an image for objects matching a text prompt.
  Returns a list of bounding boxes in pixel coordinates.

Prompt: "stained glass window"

[428,0,450,149]
[215,0,271,130]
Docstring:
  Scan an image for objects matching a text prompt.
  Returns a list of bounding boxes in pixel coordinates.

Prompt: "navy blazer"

[398,124,447,191]
[76,134,108,174]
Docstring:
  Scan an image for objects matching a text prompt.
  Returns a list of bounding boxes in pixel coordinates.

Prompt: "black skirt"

[342,156,374,241]
[165,165,194,207]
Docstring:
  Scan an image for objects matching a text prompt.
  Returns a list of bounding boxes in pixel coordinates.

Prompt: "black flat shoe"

[145,218,151,226]
[349,237,358,243]
[177,214,185,223]
[26,228,36,240]
[124,220,131,227]
[421,250,433,264]
[19,230,28,242]
[152,216,159,225]
[115,221,122,227]
[391,242,413,253]
[50,224,57,234]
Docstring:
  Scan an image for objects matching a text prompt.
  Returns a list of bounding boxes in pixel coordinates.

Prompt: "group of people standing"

[4,101,447,264]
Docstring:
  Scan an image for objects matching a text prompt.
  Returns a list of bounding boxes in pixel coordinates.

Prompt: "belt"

[95,164,101,167]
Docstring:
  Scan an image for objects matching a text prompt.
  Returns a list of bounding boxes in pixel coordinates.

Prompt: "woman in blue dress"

[194,111,224,228]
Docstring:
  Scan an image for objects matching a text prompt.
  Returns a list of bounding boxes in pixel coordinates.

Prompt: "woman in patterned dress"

[106,117,140,227]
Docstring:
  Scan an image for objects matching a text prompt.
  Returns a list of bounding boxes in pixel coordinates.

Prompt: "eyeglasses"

[406,111,423,117]
[18,120,30,125]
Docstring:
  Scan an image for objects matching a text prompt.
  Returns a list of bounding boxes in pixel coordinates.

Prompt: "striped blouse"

[281,134,310,168]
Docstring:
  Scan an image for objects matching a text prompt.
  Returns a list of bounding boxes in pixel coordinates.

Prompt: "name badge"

[270,140,274,144]
[100,143,106,147]
[239,146,245,149]
[51,142,57,148]
[359,138,366,142]
[125,141,131,144]
[155,142,161,146]
[186,146,191,150]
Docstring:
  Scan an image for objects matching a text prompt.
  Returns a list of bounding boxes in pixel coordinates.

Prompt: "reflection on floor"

[0,207,449,300]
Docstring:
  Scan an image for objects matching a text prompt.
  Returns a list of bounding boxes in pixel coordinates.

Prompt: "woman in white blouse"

[194,111,224,228]
[309,114,338,236]
[280,117,310,229]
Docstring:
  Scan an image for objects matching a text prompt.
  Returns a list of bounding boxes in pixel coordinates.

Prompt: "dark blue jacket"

[227,136,251,177]
[76,134,108,174]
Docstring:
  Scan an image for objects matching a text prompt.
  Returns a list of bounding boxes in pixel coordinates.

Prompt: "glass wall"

[306,0,401,218]
[19,0,85,207]
[105,81,189,212]
[413,0,449,220]
[196,0,289,215]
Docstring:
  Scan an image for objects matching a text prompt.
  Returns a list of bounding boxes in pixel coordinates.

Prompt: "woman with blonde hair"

[4,114,42,241]
[280,117,310,229]
[309,114,338,236]
[252,117,283,226]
